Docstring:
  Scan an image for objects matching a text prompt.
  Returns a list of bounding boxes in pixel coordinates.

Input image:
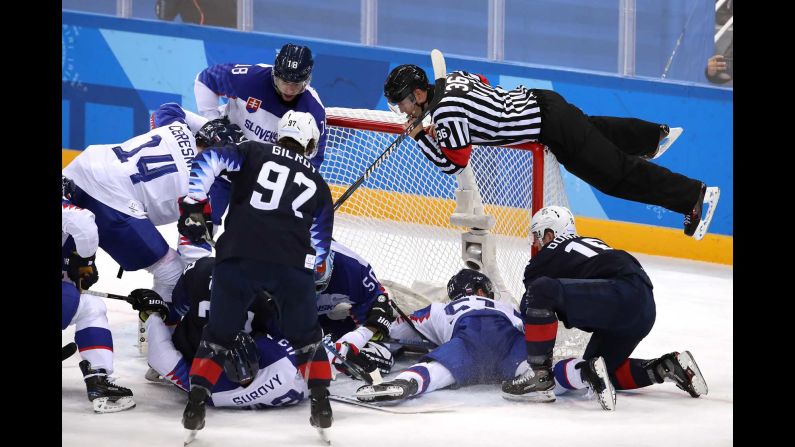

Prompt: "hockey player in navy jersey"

[62,183,135,413]
[195,43,328,168]
[501,206,709,411]
[336,269,530,403]
[62,103,244,309]
[144,241,395,381]
[177,110,334,435]
[314,241,395,376]
[315,241,389,341]
[129,257,309,409]
[383,64,720,240]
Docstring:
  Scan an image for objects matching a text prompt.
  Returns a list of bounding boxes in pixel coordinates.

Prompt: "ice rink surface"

[62,226,732,447]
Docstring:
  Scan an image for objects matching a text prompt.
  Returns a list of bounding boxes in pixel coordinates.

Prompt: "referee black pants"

[532,89,703,215]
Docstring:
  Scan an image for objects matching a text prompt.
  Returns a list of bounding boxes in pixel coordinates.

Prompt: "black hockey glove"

[364,294,395,337]
[177,196,213,244]
[333,342,378,380]
[129,288,169,322]
[359,341,395,375]
[65,252,99,290]
[195,117,246,147]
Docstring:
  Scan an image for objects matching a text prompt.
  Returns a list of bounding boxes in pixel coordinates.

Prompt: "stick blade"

[431,49,446,80]
[62,342,78,361]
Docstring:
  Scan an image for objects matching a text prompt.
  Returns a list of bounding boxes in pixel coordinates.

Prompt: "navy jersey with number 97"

[184,141,333,271]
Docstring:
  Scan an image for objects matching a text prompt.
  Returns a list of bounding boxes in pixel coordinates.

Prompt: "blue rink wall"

[61,12,733,245]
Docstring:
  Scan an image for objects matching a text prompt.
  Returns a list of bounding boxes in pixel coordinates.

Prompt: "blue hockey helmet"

[224,331,260,386]
[195,117,246,148]
[273,43,313,99]
[314,250,336,293]
[446,268,495,301]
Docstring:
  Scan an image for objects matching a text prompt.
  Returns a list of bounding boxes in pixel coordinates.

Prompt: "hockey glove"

[195,117,246,147]
[65,252,99,290]
[129,288,169,322]
[359,341,395,375]
[332,341,378,380]
[177,196,213,244]
[364,294,395,337]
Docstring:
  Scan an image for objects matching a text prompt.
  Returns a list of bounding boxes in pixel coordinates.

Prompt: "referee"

[383,64,719,239]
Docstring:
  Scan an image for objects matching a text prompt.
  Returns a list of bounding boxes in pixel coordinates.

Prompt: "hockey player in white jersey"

[340,269,531,402]
[62,103,244,307]
[194,43,328,168]
[129,278,309,410]
[62,184,135,413]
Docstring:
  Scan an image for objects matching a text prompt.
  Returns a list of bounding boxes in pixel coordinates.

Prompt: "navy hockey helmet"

[224,331,260,386]
[314,250,336,293]
[273,43,314,86]
[195,117,246,148]
[384,64,429,104]
[447,268,495,301]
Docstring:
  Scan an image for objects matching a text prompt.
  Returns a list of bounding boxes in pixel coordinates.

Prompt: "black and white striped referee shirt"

[415,71,542,175]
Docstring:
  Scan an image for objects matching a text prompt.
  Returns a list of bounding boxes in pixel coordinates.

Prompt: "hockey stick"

[321,335,382,385]
[388,299,438,349]
[81,289,133,304]
[62,342,77,361]
[329,394,453,414]
[81,289,151,354]
[380,336,434,352]
[333,49,447,211]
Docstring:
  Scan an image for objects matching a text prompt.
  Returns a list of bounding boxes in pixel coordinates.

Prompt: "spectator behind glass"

[706,0,732,86]
[156,0,236,28]
[705,42,733,85]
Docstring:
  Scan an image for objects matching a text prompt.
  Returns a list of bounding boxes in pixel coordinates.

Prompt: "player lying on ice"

[128,278,310,409]
[332,268,584,404]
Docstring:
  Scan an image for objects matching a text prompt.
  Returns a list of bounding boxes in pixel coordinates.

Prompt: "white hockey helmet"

[277,110,321,158]
[530,206,577,242]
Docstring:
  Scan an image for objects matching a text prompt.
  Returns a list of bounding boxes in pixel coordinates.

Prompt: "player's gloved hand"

[65,252,99,290]
[332,341,378,380]
[359,341,395,375]
[129,288,168,322]
[178,196,213,244]
[331,326,372,374]
[195,117,246,147]
[327,302,353,320]
[364,294,395,337]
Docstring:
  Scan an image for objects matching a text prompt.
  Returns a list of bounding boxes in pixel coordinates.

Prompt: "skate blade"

[693,187,720,241]
[501,389,556,403]
[355,385,405,402]
[653,127,683,160]
[591,357,616,411]
[678,351,709,397]
[184,430,198,446]
[92,396,136,413]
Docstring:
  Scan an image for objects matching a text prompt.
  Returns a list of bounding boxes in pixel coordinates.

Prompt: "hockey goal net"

[322,108,586,360]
